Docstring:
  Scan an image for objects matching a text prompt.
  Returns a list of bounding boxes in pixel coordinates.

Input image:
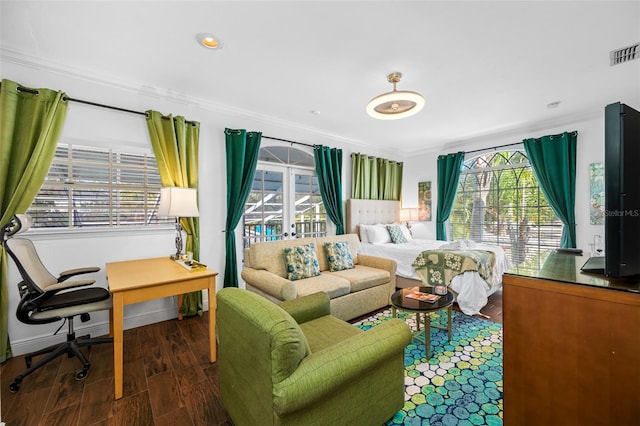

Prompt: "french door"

[242,163,327,248]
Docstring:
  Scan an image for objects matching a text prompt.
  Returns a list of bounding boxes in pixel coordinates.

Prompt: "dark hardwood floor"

[1,289,502,425]
[1,311,233,426]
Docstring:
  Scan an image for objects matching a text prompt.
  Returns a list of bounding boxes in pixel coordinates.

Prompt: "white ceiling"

[1,1,639,155]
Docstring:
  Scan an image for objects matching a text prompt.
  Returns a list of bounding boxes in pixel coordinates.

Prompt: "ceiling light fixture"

[197,33,223,49]
[366,72,425,120]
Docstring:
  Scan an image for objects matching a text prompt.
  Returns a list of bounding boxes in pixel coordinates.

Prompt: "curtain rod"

[262,135,315,148]
[63,95,198,125]
[463,131,578,155]
[63,95,148,117]
[464,141,523,155]
[7,83,196,124]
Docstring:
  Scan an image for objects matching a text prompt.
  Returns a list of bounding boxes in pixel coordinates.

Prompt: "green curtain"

[351,153,402,200]
[224,128,261,288]
[351,153,376,199]
[0,79,68,362]
[146,110,202,316]
[524,131,577,248]
[436,152,465,240]
[314,145,345,235]
[378,157,403,201]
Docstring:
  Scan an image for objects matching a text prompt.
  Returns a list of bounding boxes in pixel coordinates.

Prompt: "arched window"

[243,145,327,247]
[450,150,562,265]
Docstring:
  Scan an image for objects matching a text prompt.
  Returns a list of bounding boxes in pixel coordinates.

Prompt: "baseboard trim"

[10,301,208,357]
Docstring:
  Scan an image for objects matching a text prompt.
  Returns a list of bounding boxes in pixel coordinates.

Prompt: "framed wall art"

[418,181,432,221]
[589,162,605,225]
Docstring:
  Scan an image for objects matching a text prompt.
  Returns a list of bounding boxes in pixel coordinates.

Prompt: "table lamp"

[399,208,419,228]
[158,187,200,260]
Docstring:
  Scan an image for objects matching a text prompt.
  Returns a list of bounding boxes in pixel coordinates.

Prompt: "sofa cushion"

[294,274,351,299]
[324,241,355,272]
[328,265,391,293]
[316,234,361,270]
[284,243,321,281]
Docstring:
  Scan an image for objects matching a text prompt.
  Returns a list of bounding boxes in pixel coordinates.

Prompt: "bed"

[346,199,512,316]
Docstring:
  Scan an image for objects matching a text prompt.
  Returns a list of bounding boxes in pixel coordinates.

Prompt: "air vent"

[610,43,639,66]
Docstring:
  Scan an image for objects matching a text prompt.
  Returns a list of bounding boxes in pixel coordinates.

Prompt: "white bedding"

[358,239,512,316]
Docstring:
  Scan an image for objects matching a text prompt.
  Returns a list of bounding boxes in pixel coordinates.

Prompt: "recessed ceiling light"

[197,33,223,49]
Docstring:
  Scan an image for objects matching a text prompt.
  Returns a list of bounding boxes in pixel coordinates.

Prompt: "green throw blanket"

[412,250,496,288]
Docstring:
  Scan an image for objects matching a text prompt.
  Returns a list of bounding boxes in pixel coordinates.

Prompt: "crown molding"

[0,47,372,151]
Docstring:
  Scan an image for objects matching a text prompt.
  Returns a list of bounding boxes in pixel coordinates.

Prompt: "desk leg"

[177,294,184,320]
[113,293,124,400]
[208,277,216,363]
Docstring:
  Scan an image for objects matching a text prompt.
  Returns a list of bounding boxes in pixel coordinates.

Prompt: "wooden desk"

[106,257,217,400]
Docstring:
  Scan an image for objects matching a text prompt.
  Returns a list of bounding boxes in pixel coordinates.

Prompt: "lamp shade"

[400,208,419,222]
[158,187,200,217]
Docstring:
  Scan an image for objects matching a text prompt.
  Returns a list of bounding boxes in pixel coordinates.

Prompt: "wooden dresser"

[503,252,640,426]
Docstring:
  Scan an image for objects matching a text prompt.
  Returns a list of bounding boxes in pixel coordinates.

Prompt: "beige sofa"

[241,234,396,321]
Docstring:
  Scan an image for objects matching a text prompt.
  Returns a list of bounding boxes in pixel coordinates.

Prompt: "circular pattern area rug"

[354,309,503,426]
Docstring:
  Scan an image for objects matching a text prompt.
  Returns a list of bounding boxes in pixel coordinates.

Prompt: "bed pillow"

[387,224,408,244]
[398,223,412,241]
[324,241,355,271]
[359,224,372,244]
[283,243,321,281]
[367,224,392,244]
[410,222,435,240]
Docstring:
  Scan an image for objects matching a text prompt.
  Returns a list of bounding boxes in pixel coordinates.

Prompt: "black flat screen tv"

[603,101,640,278]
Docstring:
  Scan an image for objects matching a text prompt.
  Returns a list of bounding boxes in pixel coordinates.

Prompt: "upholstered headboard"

[346,199,401,235]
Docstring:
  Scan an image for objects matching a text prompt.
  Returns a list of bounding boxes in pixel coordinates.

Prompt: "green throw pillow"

[387,224,408,244]
[325,241,355,272]
[283,243,321,281]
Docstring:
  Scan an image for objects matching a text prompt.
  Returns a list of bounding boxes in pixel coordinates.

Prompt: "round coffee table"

[390,286,455,359]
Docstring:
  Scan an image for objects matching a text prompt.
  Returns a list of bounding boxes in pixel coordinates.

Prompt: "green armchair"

[217,288,412,426]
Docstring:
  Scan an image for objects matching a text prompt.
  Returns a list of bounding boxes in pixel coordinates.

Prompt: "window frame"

[26,142,173,236]
[449,149,563,267]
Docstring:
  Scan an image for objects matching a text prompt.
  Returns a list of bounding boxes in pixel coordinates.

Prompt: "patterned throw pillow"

[283,243,321,281]
[325,241,355,272]
[387,224,408,244]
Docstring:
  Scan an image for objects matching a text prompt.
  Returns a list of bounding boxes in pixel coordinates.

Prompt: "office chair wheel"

[75,367,89,380]
[9,377,22,393]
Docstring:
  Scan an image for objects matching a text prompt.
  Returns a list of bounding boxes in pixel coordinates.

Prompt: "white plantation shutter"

[28,144,171,228]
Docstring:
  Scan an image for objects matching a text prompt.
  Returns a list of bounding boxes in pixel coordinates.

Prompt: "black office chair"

[1,214,113,393]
